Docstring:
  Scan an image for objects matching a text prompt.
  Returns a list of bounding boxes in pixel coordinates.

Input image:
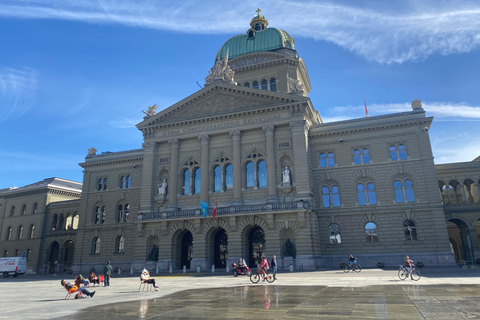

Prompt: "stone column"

[198,134,210,204]
[476,183,480,204]
[229,130,243,205]
[446,185,453,204]
[167,139,179,211]
[460,230,474,262]
[460,185,467,204]
[290,120,313,202]
[139,141,155,213]
[263,125,277,203]
[468,229,480,263]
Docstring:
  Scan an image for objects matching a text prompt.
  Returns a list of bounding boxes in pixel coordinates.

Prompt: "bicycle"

[343,263,361,273]
[398,264,421,281]
[250,268,275,283]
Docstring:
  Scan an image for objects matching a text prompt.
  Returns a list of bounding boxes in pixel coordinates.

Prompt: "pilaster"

[198,134,210,203]
[263,125,278,203]
[167,139,180,211]
[290,120,313,202]
[230,130,243,205]
[139,141,155,213]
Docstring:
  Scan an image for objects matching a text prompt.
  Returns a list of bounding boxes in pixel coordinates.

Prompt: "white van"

[0,257,27,277]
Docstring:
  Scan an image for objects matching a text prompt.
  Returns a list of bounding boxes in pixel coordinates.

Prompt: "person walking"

[271,255,278,280]
[103,261,113,287]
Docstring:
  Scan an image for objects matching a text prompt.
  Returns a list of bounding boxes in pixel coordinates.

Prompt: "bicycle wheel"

[343,264,350,273]
[411,269,421,281]
[398,269,407,280]
[353,264,361,273]
[265,270,275,283]
[250,273,260,284]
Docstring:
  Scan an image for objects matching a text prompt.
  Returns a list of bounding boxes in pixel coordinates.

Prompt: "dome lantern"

[248,8,269,37]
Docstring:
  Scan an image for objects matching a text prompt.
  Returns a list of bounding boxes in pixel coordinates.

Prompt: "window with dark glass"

[329,224,341,244]
[126,175,131,188]
[116,236,125,253]
[29,225,35,239]
[10,206,15,217]
[246,162,255,188]
[194,168,201,194]
[244,82,250,88]
[33,203,37,214]
[6,227,12,240]
[22,205,26,215]
[225,164,233,189]
[261,79,268,90]
[365,222,378,242]
[92,237,101,254]
[214,165,222,192]
[270,78,276,92]
[253,81,259,89]
[258,160,267,189]
[183,169,190,195]
[120,176,125,188]
[17,226,23,240]
[404,220,417,240]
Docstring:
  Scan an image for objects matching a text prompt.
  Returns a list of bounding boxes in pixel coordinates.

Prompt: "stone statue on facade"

[205,49,235,84]
[292,80,304,92]
[282,166,291,184]
[142,104,158,116]
[148,244,159,261]
[87,147,97,156]
[158,179,167,195]
[284,238,296,258]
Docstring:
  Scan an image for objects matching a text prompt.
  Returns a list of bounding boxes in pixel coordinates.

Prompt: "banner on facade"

[200,201,208,218]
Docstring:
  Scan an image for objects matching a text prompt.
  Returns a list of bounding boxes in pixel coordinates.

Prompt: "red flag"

[213,201,217,218]
[364,96,369,118]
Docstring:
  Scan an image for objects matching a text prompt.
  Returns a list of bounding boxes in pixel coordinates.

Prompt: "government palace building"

[1,12,480,275]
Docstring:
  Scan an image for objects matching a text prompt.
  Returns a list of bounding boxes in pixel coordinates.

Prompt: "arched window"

[182,160,200,196]
[322,186,341,208]
[10,206,15,217]
[358,182,378,205]
[52,214,58,230]
[225,164,233,189]
[194,168,201,194]
[58,214,65,231]
[329,224,341,244]
[94,206,106,224]
[365,222,378,242]
[15,249,19,257]
[3,250,7,257]
[126,175,131,188]
[394,180,415,203]
[92,237,101,254]
[367,183,377,205]
[22,205,26,215]
[244,82,250,88]
[389,145,407,161]
[6,227,12,240]
[253,81,259,89]
[183,169,190,195]
[261,79,268,90]
[404,220,417,240]
[258,160,267,188]
[246,162,255,188]
[26,249,31,261]
[327,152,335,167]
[29,225,35,239]
[72,213,79,229]
[353,149,361,165]
[116,236,125,253]
[319,153,327,168]
[270,78,276,92]
[65,212,72,230]
[214,165,222,192]
[362,148,370,164]
[33,203,37,214]
[98,177,108,191]
[17,226,23,240]
[117,204,129,223]
[120,176,126,188]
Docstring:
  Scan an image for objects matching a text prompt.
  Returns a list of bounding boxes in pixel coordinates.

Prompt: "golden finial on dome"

[256,8,261,16]
[249,8,268,32]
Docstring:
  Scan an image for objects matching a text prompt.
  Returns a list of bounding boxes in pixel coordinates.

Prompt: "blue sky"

[1,0,479,189]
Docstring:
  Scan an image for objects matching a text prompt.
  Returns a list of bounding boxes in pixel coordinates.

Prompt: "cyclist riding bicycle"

[348,254,357,266]
[238,258,246,274]
[258,256,269,279]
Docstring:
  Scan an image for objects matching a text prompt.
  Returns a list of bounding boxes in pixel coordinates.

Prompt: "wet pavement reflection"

[60,284,480,319]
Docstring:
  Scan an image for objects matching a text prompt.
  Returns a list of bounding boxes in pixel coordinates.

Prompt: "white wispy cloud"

[1,1,479,63]
[0,67,37,122]
[431,132,480,164]
[325,101,480,122]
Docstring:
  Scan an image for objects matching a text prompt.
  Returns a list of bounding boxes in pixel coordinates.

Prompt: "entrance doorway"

[48,241,60,273]
[213,229,228,268]
[63,240,75,268]
[181,231,193,269]
[248,227,265,267]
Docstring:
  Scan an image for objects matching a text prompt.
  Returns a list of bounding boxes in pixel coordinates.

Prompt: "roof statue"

[205,49,235,85]
[142,104,158,116]
[87,147,97,156]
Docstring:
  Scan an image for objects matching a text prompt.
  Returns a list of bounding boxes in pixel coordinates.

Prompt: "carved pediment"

[137,83,307,129]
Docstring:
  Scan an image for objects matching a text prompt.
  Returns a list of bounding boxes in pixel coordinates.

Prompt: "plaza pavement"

[1,267,480,319]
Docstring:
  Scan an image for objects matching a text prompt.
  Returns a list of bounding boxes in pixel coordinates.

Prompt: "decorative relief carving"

[198,134,210,145]
[87,147,97,156]
[168,139,179,149]
[142,142,154,151]
[262,125,275,135]
[142,104,158,116]
[229,130,241,140]
[205,49,235,84]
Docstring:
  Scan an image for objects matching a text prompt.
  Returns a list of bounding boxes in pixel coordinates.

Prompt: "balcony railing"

[139,201,308,221]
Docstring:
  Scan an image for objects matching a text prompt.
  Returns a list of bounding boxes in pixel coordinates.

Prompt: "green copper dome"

[215,11,295,61]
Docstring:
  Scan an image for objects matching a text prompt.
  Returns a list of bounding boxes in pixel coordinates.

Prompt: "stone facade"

[2,13,479,275]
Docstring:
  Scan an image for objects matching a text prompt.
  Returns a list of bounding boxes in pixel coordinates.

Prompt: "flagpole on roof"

[364,96,369,118]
